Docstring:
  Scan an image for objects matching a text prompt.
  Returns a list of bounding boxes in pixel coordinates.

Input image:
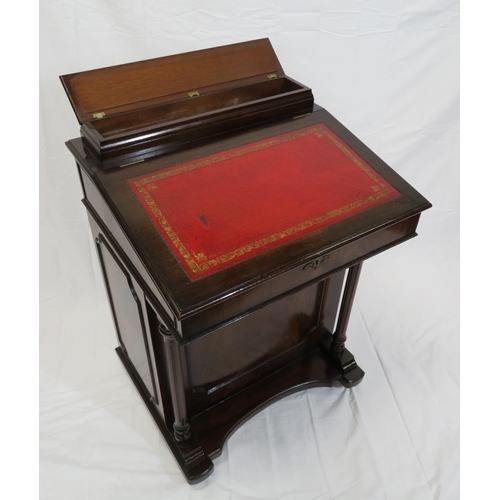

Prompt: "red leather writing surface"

[128,124,399,280]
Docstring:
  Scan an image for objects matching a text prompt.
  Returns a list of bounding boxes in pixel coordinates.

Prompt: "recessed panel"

[97,236,158,403]
[186,281,325,403]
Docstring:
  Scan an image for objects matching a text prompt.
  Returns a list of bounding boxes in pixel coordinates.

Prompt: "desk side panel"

[87,214,171,425]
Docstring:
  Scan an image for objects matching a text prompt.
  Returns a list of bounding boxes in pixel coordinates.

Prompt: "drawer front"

[180,214,420,340]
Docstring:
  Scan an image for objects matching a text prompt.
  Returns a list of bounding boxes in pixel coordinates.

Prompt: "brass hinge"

[120,159,144,168]
[188,91,200,98]
[92,112,106,119]
[267,73,278,80]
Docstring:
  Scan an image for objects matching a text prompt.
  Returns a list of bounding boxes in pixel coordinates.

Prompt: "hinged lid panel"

[61,39,284,124]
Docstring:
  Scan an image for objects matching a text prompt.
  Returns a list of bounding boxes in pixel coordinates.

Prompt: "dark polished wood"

[332,263,364,354]
[61,39,313,169]
[319,262,365,388]
[61,39,431,484]
[158,323,191,441]
[67,108,428,333]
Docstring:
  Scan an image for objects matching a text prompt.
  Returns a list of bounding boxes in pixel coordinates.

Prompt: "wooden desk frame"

[62,40,431,484]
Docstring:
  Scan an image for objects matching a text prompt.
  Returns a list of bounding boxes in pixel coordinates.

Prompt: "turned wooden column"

[332,262,363,355]
[158,323,191,441]
[321,262,365,388]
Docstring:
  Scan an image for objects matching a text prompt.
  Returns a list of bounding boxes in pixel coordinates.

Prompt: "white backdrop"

[39,1,459,499]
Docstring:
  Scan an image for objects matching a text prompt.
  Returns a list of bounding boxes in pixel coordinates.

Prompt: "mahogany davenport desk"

[61,39,431,484]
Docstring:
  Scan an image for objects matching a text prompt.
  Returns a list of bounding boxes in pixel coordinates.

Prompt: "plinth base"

[116,344,364,484]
